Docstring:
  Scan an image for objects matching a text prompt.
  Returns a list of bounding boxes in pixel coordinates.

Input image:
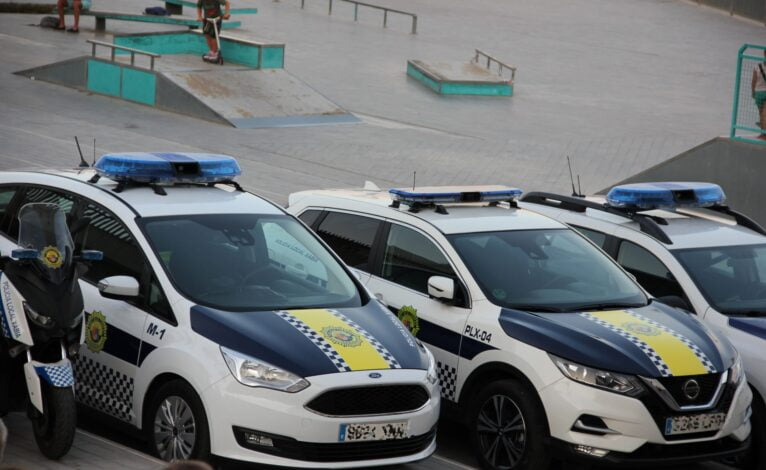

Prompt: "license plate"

[664,413,726,436]
[338,422,409,442]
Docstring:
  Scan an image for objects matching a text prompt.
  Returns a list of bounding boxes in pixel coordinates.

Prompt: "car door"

[72,200,172,425]
[365,222,470,402]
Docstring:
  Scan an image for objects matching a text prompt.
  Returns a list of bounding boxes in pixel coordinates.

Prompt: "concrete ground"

[0,0,760,468]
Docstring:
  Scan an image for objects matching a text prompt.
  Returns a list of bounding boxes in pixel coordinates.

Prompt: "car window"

[0,186,19,238]
[297,209,322,228]
[6,187,75,240]
[382,224,456,295]
[75,202,172,320]
[315,212,381,272]
[617,240,685,299]
[573,226,607,248]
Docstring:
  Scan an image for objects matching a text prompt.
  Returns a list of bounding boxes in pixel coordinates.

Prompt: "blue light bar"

[94,152,241,184]
[389,185,523,205]
[606,182,726,210]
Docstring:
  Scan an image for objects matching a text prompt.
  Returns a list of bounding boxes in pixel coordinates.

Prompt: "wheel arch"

[140,373,205,431]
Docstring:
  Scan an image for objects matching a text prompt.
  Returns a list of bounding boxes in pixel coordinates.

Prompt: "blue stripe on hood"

[729,317,766,341]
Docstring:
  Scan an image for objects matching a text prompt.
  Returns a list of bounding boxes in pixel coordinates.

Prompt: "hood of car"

[499,302,735,378]
[190,301,427,378]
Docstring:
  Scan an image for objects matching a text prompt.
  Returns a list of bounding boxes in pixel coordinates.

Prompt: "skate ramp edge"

[603,136,766,227]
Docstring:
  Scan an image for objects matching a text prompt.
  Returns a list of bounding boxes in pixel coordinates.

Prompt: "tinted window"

[450,229,646,312]
[675,244,766,315]
[7,187,75,240]
[617,240,684,299]
[143,214,361,311]
[382,225,455,294]
[573,226,607,248]
[315,212,380,271]
[298,210,322,228]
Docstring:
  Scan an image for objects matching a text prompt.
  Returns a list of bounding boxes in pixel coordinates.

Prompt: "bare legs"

[56,0,81,31]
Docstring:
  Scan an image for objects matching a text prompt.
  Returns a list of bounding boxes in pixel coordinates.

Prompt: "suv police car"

[288,185,752,470]
[520,181,766,468]
[0,154,440,467]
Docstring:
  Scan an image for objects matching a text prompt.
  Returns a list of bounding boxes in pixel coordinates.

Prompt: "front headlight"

[23,302,55,329]
[729,354,745,386]
[220,346,310,393]
[551,355,645,397]
[423,346,438,386]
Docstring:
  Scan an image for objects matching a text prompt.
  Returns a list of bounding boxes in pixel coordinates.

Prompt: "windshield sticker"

[41,246,63,269]
[397,306,420,337]
[277,309,400,372]
[492,289,507,300]
[580,310,715,377]
[86,311,108,353]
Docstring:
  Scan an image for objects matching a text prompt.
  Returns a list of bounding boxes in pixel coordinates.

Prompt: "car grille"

[306,385,430,416]
[657,373,722,407]
[233,426,437,462]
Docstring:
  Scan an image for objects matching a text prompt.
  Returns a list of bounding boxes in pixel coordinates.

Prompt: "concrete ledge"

[406,60,512,96]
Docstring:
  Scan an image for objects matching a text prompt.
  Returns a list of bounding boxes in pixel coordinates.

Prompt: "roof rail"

[707,206,766,236]
[521,192,673,245]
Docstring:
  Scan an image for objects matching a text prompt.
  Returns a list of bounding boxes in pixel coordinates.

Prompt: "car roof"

[289,188,566,234]
[29,169,283,218]
[527,195,766,250]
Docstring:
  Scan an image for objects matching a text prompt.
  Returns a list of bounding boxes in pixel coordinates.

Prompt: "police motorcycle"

[0,203,101,459]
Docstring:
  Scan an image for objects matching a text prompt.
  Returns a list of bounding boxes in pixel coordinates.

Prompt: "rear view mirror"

[428,276,455,302]
[98,276,140,299]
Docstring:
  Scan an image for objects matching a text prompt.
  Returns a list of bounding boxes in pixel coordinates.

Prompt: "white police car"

[287,184,752,470]
[0,154,440,467]
[520,181,766,468]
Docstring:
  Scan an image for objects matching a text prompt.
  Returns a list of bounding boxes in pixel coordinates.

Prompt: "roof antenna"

[567,156,584,197]
[75,136,89,168]
[92,138,97,166]
[577,175,583,197]
[412,171,416,190]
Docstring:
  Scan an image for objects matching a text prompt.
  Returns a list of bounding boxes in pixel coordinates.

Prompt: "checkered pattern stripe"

[625,310,717,373]
[580,312,672,377]
[276,311,353,372]
[0,308,10,338]
[35,364,75,387]
[327,310,401,369]
[73,355,134,422]
[436,361,457,401]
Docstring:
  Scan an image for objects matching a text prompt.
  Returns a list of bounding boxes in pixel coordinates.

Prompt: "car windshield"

[142,214,362,311]
[674,244,766,316]
[449,229,647,312]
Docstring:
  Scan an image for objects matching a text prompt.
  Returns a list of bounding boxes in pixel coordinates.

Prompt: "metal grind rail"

[298,0,418,34]
[473,49,516,82]
[87,39,161,70]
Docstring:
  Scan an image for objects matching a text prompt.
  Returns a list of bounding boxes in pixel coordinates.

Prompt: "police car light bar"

[389,185,523,205]
[606,182,726,210]
[94,152,241,184]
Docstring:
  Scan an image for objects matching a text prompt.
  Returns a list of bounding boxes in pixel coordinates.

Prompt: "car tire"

[740,388,766,470]
[468,379,551,470]
[145,379,210,462]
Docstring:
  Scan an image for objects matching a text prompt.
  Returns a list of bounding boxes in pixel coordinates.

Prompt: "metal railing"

[472,49,516,82]
[299,0,417,34]
[730,43,766,145]
[87,39,161,70]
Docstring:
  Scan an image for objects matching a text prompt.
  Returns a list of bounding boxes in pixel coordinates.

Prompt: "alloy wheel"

[154,395,197,461]
[476,394,527,469]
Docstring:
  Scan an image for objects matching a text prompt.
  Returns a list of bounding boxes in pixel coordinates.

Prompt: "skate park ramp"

[605,137,766,227]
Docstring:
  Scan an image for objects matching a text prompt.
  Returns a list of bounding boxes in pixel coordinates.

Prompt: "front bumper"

[202,369,439,468]
[539,375,752,462]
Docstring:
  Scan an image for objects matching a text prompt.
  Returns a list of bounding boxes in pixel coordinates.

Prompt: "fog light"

[573,445,610,458]
[244,432,274,447]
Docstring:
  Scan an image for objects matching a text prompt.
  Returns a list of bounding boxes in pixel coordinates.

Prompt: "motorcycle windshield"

[17,203,74,284]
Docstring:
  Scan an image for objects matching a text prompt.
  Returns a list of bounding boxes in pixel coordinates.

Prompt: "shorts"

[202,18,222,37]
[756,90,766,109]
[67,0,91,10]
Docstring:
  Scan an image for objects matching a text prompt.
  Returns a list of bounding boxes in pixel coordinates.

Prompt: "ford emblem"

[369,372,382,379]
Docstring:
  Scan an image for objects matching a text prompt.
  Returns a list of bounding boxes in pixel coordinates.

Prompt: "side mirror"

[656,295,692,313]
[98,276,140,299]
[11,248,38,260]
[428,276,455,302]
[80,250,103,261]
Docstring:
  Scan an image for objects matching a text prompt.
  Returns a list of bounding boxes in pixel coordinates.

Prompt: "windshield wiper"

[569,302,647,312]
[504,304,566,313]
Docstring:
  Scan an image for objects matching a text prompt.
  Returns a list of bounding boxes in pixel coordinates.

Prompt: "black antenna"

[75,136,89,168]
[412,171,416,190]
[92,138,96,166]
[566,156,576,196]
[577,175,582,197]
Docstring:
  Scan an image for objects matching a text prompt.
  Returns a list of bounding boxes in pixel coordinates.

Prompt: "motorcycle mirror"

[11,248,39,260]
[79,250,103,262]
[98,275,140,299]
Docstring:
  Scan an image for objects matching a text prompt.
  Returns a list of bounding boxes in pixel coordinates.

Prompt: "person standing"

[752,49,766,141]
[197,0,231,62]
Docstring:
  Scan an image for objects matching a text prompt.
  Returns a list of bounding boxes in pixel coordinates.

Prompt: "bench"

[75,10,242,31]
[162,0,258,16]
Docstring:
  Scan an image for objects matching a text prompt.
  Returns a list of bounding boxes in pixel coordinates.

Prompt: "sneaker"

[203,52,217,60]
